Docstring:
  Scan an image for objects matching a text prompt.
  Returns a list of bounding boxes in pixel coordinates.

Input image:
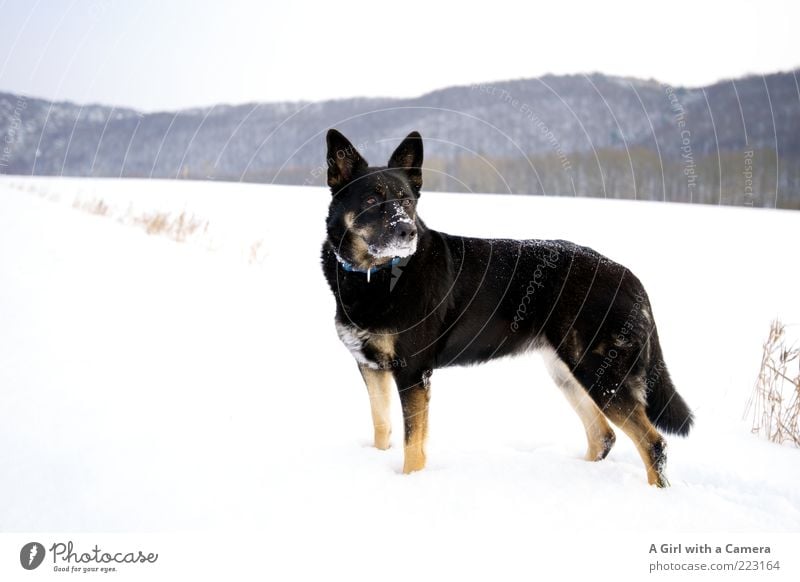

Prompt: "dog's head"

[325,129,423,271]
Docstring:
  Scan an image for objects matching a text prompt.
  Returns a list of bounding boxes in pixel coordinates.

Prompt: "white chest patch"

[335,322,376,368]
[334,322,394,370]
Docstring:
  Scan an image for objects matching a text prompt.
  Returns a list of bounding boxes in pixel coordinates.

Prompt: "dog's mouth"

[367,237,417,261]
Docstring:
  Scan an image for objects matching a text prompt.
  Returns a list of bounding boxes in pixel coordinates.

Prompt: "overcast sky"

[0,0,797,112]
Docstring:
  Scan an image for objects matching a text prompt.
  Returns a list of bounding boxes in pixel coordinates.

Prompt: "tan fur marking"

[402,388,430,473]
[360,367,393,450]
[342,211,376,270]
[366,333,395,362]
[605,405,668,487]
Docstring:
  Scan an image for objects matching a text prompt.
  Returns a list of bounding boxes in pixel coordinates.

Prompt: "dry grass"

[5,180,60,202]
[36,189,267,263]
[72,196,209,243]
[745,319,800,446]
[132,210,209,243]
[73,197,110,216]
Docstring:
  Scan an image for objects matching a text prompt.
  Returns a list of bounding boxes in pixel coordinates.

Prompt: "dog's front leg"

[395,369,432,474]
[359,366,393,450]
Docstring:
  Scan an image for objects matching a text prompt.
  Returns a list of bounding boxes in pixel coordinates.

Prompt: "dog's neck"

[334,252,402,279]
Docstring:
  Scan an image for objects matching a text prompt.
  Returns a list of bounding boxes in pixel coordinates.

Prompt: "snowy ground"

[1,177,799,577]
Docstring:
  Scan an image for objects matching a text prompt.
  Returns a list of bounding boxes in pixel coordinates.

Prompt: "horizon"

[2,67,798,114]
[1,0,798,112]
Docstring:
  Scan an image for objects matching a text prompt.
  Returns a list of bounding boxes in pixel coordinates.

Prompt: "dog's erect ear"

[327,129,367,190]
[388,131,423,191]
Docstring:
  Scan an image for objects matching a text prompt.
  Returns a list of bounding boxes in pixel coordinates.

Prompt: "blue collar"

[338,255,402,275]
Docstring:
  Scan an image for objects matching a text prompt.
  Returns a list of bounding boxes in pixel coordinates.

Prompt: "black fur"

[322,130,693,472]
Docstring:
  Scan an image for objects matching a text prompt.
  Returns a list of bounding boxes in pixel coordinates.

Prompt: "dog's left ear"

[388,131,423,192]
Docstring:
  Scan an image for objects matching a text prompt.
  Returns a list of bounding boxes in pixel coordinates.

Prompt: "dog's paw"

[374,431,392,451]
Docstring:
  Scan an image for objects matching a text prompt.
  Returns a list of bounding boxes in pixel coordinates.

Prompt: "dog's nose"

[398,226,417,240]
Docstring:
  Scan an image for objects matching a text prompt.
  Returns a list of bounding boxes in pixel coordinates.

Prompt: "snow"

[1,176,799,578]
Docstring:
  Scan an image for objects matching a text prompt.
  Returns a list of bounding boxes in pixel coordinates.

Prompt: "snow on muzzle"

[368,202,418,258]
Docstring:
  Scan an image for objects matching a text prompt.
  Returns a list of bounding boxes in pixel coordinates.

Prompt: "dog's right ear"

[326,129,367,191]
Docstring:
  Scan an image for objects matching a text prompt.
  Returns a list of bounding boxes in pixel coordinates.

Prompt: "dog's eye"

[401,198,412,207]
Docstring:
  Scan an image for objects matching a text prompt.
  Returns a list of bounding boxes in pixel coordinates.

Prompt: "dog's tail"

[644,330,693,436]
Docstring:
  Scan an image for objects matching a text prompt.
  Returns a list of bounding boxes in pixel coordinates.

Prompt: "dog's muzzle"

[369,219,417,259]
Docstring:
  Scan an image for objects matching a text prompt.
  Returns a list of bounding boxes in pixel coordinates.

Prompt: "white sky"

[0,0,798,111]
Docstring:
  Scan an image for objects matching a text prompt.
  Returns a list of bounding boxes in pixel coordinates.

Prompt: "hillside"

[2,70,799,208]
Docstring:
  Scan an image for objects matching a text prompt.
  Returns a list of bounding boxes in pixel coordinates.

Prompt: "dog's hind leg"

[604,402,669,488]
[563,381,617,461]
[543,350,616,461]
[359,366,393,450]
[556,349,671,487]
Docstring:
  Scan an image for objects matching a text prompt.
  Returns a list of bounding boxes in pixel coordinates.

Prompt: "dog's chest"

[335,322,396,370]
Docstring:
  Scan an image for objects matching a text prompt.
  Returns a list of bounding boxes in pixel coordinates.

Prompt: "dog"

[320,129,693,487]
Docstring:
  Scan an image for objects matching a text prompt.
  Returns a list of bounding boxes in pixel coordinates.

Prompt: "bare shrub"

[745,320,800,446]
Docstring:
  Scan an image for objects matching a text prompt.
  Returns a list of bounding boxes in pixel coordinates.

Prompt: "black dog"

[321,129,693,486]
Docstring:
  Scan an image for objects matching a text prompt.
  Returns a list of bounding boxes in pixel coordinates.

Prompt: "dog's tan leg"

[543,350,616,461]
[359,366,393,450]
[562,380,617,461]
[398,379,430,474]
[605,404,669,487]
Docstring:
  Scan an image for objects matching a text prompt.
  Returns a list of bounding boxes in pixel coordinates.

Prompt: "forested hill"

[2,70,798,208]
